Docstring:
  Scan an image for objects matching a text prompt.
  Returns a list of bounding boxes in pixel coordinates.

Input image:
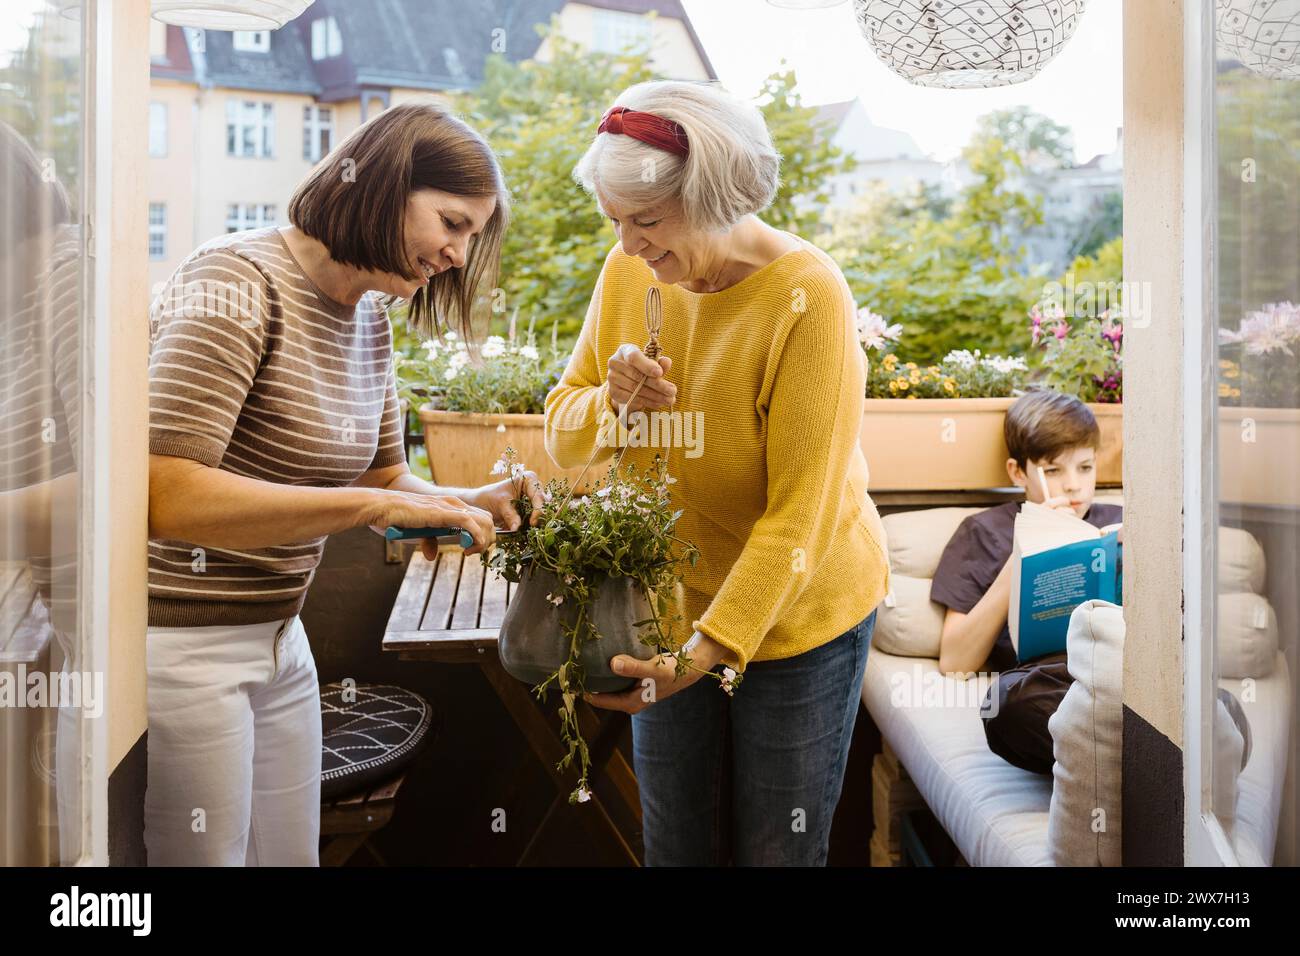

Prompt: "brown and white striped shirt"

[148,227,405,627]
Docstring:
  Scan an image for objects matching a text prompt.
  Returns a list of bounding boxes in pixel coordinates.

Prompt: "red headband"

[597,106,689,157]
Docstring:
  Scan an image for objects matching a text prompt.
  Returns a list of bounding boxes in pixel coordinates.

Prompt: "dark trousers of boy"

[980,651,1070,775]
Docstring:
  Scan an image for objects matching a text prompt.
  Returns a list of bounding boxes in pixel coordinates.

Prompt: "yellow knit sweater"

[544,235,891,672]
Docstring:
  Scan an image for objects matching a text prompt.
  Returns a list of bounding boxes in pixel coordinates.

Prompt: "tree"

[755,64,856,236]
[1066,189,1122,261]
[974,106,1074,170]
[831,130,1047,365]
[457,26,854,344]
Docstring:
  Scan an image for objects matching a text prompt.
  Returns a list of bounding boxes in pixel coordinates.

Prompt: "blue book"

[1007,503,1124,662]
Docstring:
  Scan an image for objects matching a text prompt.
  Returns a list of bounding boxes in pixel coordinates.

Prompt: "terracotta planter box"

[858,398,1123,491]
[419,407,597,492]
[1218,406,1300,507]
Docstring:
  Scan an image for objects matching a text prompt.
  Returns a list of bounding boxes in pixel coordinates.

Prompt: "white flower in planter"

[546,592,564,606]
[491,457,509,476]
[444,367,458,382]
[575,786,591,803]
[856,307,903,351]
[520,345,539,360]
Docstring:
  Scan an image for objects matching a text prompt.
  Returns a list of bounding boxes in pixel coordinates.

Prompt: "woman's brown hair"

[287,101,509,339]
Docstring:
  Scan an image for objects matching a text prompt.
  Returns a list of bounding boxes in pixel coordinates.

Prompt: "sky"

[680,0,1125,164]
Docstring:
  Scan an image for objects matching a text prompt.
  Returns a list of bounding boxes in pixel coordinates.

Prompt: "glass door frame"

[1182,0,1237,868]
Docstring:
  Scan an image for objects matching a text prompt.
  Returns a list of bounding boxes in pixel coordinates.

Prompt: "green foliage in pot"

[486,448,733,804]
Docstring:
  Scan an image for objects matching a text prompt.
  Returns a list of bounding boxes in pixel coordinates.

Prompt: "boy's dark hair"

[1004,388,1100,467]
[288,101,509,340]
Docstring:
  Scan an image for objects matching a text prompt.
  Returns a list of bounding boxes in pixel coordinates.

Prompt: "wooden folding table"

[381,545,644,865]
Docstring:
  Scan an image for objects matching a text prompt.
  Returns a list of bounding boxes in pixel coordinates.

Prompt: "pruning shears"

[383,525,528,549]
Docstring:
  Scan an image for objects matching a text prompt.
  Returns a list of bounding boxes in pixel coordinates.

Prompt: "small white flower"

[719,667,738,696]
[546,592,564,606]
[595,486,612,497]
[443,367,458,382]
[664,474,677,485]
[510,463,526,480]
[491,458,508,476]
[575,786,591,803]
[519,345,539,361]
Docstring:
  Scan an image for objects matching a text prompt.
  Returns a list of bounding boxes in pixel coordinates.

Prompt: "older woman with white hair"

[545,81,891,866]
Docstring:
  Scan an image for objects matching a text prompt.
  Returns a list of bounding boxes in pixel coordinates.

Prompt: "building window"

[232,30,270,53]
[225,203,277,233]
[311,16,342,60]
[592,9,652,54]
[302,105,333,163]
[148,203,166,259]
[226,100,274,158]
[148,101,167,157]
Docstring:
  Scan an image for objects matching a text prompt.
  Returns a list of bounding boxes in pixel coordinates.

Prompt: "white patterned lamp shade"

[151,0,314,30]
[1216,0,1300,79]
[855,0,1086,88]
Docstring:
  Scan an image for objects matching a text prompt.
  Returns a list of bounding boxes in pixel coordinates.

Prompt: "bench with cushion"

[863,496,1292,866]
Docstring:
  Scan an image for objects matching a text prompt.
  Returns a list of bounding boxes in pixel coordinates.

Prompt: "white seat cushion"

[1224,651,1292,866]
[860,650,1054,866]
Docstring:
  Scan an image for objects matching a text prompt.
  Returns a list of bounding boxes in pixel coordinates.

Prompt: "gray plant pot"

[498,565,659,693]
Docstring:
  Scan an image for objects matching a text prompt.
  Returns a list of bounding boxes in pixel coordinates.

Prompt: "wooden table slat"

[387,552,435,632]
[450,554,486,629]
[423,551,462,631]
[479,564,511,630]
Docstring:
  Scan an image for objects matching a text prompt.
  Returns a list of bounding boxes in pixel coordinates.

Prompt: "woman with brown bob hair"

[144,101,542,866]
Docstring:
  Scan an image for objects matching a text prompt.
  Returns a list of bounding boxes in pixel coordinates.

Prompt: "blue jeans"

[631,608,876,866]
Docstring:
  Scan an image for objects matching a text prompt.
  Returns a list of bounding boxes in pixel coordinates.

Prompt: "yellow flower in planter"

[896,378,910,391]
[943,378,957,394]
[888,379,899,393]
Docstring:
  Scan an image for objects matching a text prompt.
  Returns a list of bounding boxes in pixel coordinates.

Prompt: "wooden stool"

[317,682,435,866]
[320,773,407,867]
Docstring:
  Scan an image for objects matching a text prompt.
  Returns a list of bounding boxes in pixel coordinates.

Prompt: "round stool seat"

[320,683,433,801]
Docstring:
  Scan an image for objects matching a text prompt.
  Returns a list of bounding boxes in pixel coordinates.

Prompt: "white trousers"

[144,615,321,866]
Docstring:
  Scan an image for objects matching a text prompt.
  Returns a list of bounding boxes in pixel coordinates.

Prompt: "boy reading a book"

[929,389,1121,774]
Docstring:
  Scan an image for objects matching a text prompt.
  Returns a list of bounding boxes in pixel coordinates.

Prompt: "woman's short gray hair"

[572,80,781,233]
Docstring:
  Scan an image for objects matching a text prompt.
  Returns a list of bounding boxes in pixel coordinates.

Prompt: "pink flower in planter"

[1053,321,1070,340]
[1220,301,1300,357]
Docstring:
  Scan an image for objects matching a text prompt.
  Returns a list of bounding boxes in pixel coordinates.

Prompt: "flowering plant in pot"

[858,307,1027,398]
[1217,301,1300,407]
[1029,300,1124,403]
[486,447,735,804]
[393,318,570,416]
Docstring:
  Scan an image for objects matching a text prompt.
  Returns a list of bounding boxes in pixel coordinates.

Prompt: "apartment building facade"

[146,0,715,288]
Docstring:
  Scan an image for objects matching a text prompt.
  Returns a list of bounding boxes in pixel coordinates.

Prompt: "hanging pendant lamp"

[1216,0,1300,80]
[151,1,314,30]
[855,0,1086,89]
